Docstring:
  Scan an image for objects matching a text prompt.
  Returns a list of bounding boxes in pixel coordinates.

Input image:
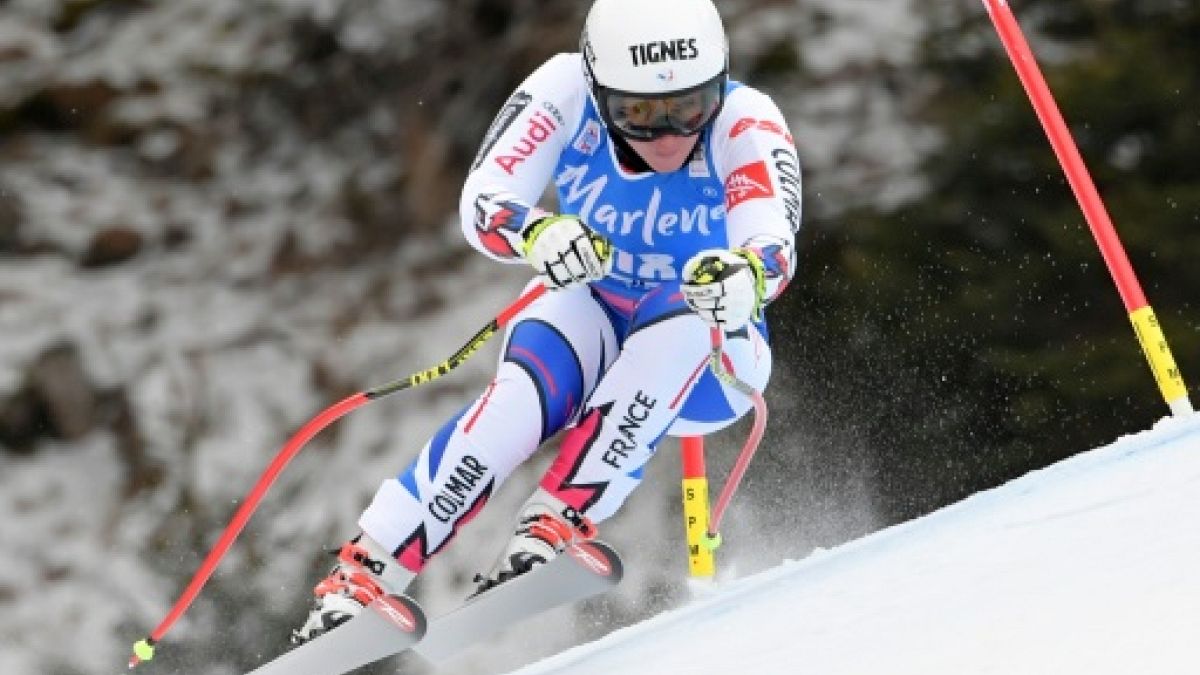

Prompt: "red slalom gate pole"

[680,436,715,579]
[981,0,1192,417]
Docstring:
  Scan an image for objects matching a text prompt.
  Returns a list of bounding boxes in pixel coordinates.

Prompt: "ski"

[245,594,426,675]
[243,540,621,675]
[414,540,623,663]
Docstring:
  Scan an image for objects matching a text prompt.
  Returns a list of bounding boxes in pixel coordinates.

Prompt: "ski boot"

[472,490,597,596]
[291,533,415,644]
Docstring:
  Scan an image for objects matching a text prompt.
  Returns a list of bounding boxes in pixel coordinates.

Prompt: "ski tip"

[369,594,428,641]
[565,540,624,584]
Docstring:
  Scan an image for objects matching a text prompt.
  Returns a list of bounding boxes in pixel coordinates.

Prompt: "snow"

[508,412,1200,675]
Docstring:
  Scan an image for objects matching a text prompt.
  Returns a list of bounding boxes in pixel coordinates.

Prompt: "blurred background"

[0,0,1196,673]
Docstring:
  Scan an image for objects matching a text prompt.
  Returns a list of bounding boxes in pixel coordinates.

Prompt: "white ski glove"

[681,248,767,331]
[522,214,613,289]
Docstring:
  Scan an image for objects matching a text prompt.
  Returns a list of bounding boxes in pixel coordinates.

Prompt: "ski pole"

[701,327,769,550]
[127,283,547,670]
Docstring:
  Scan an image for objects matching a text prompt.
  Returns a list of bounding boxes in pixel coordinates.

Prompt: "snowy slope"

[507,413,1200,675]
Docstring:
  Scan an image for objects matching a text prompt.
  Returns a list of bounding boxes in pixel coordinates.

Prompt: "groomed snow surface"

[506,413,1200,675]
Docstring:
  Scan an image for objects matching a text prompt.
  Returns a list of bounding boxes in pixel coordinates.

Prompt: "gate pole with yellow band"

[983,0,1193,416]
[681,435,715,579]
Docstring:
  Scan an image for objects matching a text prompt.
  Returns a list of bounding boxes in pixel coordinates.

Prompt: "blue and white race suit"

[360,53,801,571]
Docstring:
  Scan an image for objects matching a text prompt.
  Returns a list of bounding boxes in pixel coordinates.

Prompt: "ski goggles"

[597,72,727,141]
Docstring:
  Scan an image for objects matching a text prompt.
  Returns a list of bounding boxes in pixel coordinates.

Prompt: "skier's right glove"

[521,214,613,289]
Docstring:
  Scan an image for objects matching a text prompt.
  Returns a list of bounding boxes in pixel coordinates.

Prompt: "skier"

[293,0,801,643]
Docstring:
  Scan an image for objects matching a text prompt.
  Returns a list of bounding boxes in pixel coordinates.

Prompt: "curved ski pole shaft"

[703,327,769,548]
[128,283,547,670]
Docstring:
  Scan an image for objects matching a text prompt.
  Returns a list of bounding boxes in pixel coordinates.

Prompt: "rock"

[0,343,98,453]
[80,225,143,268]
[0,188,21,253]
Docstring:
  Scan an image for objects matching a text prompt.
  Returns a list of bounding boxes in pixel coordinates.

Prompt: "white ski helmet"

[581,0,729,140]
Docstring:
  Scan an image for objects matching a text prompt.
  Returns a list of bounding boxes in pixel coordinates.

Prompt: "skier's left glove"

[681,248,767,331]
